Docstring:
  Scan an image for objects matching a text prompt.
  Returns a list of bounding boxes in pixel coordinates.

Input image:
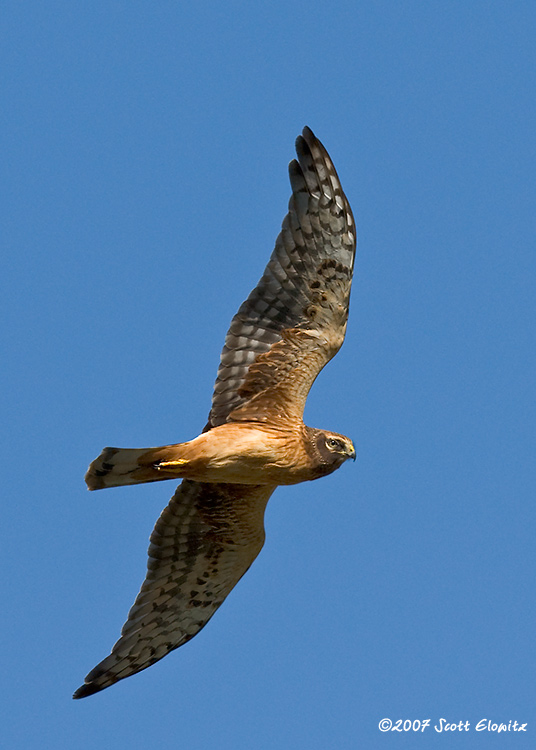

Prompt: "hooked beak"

[348,444,356,461]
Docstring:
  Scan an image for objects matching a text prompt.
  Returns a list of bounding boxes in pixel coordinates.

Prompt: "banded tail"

[85,445,187,490]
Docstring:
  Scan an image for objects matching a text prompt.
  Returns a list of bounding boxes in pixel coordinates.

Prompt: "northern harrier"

[74,127,356,698]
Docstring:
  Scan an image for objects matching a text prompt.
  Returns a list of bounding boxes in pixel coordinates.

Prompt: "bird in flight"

[74,127,356,699]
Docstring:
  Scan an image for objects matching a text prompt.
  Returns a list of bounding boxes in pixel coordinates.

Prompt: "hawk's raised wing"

[208,127,356,429]
[73,481,273,698]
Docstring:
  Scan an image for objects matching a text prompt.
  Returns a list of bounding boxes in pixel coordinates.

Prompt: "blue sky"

[2,1,534,747]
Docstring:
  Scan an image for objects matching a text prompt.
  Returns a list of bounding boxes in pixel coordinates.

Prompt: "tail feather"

[85,445,181,490]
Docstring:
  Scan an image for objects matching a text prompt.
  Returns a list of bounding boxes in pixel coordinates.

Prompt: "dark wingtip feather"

[72,682,104,700]
[294,126,315,155]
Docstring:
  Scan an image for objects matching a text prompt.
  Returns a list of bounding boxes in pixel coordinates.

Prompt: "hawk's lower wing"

[73,480,274,698]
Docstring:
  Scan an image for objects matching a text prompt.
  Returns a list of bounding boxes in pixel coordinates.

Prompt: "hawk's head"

[307,428,356,477]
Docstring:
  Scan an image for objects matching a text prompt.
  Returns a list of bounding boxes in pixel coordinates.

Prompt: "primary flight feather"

[74,127,356,699]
